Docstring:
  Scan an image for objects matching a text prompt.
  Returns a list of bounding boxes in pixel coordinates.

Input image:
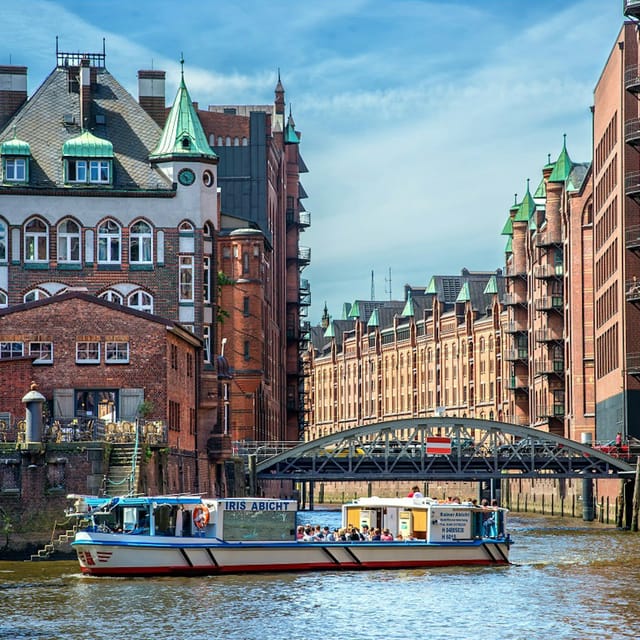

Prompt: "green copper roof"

[484,275,498,295]
[150,70,217,161]
[367,308,380,328]
[548,135,572,183]
[514,180,535,222]
[348,300,361,318]
[426,276,437,294]
[1,136,31,156]
[534,176,546,199]
[505,236,513,254]
[324,321,335,338]
[62,131,113,158]
[401,292,414,317]
[529,215,537,231]
[455,281,470,303]
[341,302,351,320]
[501,216,513,236]
[544,153,555,170]
[284,113,300,145]
[509,193,520,215]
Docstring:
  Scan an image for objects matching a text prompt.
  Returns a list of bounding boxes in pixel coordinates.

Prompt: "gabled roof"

[0,66,171,191]
[367,308,380,327]
[455,281,470,303]
[514,180,535,222]
[150,71,217,161]
[401,292,415,317]
[484,275,499,295]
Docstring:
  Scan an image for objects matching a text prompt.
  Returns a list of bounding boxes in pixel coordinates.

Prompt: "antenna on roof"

[385,268,392,301]
[371,270,375,300]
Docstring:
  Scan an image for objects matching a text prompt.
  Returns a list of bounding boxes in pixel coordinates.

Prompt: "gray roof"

[0,66,172,191]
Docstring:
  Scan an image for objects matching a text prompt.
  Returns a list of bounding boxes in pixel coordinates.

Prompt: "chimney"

[79,58,91,130]
[138,70,166,127]
[0,65,27,130]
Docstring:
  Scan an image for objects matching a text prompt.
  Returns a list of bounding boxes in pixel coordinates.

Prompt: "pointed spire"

[321,301,330,329]
[548,134,573,183]
[324,320,335,338]
[285,105,300,145]
[455,281,470,303]
[401,291,415,317]
[367,308,380,328]
[514,179,535,222]
[348,300,361,319]
[150,61,217,161]
[484,275,498,295]
[341,302,351,320]
[425,276,437,294]
[501,216,513,236]
[505,236,513,254]
[275,68,285,115]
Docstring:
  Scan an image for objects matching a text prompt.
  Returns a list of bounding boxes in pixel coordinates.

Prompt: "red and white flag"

[425,436,452,455]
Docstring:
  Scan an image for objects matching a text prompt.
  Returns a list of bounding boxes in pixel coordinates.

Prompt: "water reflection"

[1,514,640,639]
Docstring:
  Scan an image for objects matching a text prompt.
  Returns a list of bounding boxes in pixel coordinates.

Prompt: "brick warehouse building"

[0,44,309,516]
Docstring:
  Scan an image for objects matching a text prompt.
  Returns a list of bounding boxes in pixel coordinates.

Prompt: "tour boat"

[67,494,511,577]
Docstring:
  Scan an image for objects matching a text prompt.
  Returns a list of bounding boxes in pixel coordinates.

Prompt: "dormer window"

[1,136,31,184]
[62,131,113,186]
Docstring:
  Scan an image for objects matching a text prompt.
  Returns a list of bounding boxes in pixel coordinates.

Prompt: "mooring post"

[248,454,257,496]
[21,382,46,443]
[581,433,594,521]
[631,459,640,531]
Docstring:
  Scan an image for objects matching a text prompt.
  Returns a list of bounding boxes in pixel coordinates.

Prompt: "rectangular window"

[243,296,250,316]
[203,325,211,363]
[67,160,87,182]
[186,352,193,378]
[179,255,194,302]
[0,341,24,359]
[203,256,211,303]
[89,160,110,183]
[4,158,26,182]
[105,341,129,364]
[171,344,178,370]
[29,342,53,364]
[243,340,250,361]
[168,400,180,431]
[76,341,100,363]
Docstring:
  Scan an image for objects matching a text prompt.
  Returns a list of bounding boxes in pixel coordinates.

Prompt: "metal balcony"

[300,278,311,306]
[625,0,640,19]
[505,265,526,278]
[627,352,640,376]
[625,118,640,146]
[533,264,563,279]
[505,348,528,362]
[625,64,640,93]
[503,293,527,306]
[535,328,563,343]
[625,171,640,200]
[534,359,564,376]
[535,231,562,247]
[626,278,640,303]
[504,320,527,334]
[538,403,565,418]
[286,209,312,229]
[297,246,311,265]
[534,296,563,312]
[299,211,311,228]
[626,224,640,250]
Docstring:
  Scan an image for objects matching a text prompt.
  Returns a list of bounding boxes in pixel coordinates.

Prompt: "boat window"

[222,510,296,541]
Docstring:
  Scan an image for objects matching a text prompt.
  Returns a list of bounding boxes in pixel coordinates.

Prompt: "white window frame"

[203,256,211,303]
[0,341,23,359]
[67,159,87,182]
[129,220,153,264]
[24,217,49,263]
[105,341,129,364]
[24,289,48,303]
[128,290,153,313]
[98,290,124,305]
[76,341,100,364]
[97,219,121,264]
[179,255,194,302]
[89,160,110,183]
[203,325,211,363]
[57,218,81,263]
[29,342,53,364]
[0,290,7,308]
[4,157,26,182]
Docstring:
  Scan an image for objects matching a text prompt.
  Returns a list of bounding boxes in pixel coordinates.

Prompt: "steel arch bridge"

[255,417,635,482]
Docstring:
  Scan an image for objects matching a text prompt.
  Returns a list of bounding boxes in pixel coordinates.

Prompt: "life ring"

[193,505,210,529]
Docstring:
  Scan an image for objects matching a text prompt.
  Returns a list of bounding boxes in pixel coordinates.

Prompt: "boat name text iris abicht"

[67,493,512,577]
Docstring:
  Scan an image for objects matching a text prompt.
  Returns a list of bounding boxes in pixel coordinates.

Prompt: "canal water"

[1,512,639,640]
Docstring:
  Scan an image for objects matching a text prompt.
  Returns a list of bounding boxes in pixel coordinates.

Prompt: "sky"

[0,0,624,324]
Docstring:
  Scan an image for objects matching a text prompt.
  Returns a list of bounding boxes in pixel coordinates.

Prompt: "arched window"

[98,290,124,305]
[57,218,81,263]
[179,221,194,234]
[0,218,7,262]
[0,290,7,308]
[24,217,49,263]
[24,288,48,303]
[242,137,248,146]
[233,137,239,146]
[209,134,215,146]
[128,290,153,313]
[203,221,214,238]
[97,219,121,264]
[225,136,231,146]
[217,136,223,146]
[129,220,153,264]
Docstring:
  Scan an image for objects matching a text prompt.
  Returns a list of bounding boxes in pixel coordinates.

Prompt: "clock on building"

[178,168,196,186]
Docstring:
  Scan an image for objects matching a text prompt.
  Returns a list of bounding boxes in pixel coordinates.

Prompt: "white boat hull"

[73,532,510,577]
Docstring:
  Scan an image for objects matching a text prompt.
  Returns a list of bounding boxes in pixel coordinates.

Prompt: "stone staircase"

[30,524,77,561]
[105,443,142,497]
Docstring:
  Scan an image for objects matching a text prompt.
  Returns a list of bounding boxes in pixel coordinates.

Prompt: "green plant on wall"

[137,400,154,418]
[217,271,234,324]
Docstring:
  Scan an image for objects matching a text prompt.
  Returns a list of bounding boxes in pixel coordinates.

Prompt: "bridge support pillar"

[582,478,594,521]
[248,455,257,496]
[309,481,315,511]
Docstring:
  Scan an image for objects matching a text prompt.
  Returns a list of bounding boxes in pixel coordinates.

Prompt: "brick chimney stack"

[138,70,166,127]
[80,58,91,130]
[0,65,27,130]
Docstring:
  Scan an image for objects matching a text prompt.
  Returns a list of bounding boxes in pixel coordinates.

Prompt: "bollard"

[21,382,46,443]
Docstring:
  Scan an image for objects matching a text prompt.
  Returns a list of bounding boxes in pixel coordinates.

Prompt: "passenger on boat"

[408,485,423,498]
[349,526,364,541]
[371,528,381,541]
[302,527,316,542]
[360,525,371,541]
[326,528,338,542]
[296,525,305,540]
[380,529,394,542]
